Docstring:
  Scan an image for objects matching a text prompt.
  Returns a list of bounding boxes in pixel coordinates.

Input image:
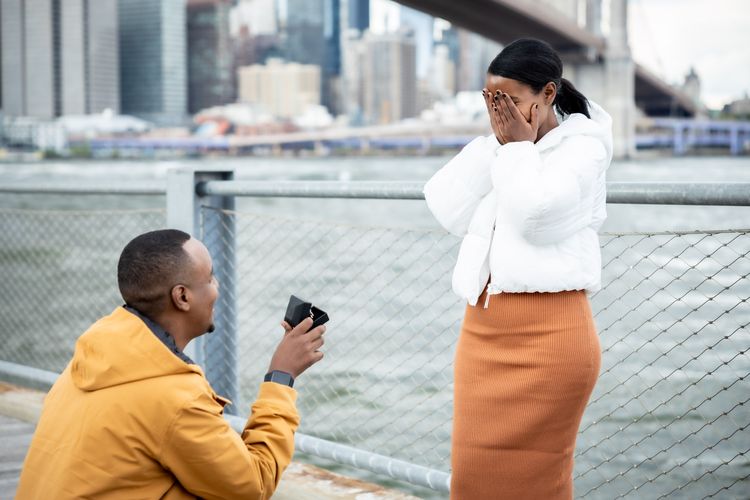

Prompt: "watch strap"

[264,370,294,388]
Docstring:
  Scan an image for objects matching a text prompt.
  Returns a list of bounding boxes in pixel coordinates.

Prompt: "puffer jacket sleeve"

[423,135,498,236]
[491,135,608,245]
[160,382,300,500]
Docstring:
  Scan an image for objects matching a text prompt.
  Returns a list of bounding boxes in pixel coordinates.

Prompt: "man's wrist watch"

[264,370,294,388]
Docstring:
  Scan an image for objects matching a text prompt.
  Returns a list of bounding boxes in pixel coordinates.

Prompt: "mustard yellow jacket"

[17,307,300,499]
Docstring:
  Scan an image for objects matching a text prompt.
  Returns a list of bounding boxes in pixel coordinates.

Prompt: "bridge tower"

[567,0,635,158]
[604,0,636,158]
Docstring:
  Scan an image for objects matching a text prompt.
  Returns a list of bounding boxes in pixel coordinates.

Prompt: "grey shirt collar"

[123,305,195,365]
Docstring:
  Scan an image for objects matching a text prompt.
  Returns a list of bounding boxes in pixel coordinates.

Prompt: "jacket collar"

[123,305,194,365]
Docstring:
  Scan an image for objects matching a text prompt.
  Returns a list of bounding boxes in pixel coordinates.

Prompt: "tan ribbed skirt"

[451,289,600,500]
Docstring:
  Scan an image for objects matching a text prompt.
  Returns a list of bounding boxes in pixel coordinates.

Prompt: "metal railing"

[0,173,748,498]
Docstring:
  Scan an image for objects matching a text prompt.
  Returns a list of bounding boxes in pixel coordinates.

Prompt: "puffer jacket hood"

[535,100,613,160]
[71,307,200,391]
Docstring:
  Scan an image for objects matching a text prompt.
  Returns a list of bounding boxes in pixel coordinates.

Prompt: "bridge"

[395,0,700,158]
[638,118,750,155]
[78,119,749,157]
[396,0,696,117]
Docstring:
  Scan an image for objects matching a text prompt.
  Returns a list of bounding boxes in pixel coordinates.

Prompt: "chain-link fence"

[579,230,749,498]
[0,200,748,498]
[0,208,166,372]
[198,206,749,499]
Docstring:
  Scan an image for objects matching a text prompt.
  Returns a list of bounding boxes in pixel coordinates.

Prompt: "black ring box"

[284,295,329,330]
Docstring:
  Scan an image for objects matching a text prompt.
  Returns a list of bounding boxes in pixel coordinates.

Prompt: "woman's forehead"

[484,75,531,96]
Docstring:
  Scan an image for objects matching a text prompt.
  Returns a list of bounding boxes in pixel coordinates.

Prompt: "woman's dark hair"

[487,38,590,118]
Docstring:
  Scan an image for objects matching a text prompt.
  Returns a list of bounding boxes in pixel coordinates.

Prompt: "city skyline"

[1,0,120,118]
[1,0,746,128]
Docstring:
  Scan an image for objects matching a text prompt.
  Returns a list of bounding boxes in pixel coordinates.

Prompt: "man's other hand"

[268,318,325,379]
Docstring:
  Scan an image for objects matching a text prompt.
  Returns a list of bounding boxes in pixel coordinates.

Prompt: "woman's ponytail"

[554,78,590,118]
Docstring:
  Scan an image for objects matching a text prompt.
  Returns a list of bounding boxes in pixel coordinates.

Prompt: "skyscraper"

[118,0,187,125]
[340,29,366,123]
[187,0,233,113]
[457,29,485,93]
[429,44,456,100]
[362,31,417,124]
[1,0,119,119]
[1,0,38,118]
[323,0,341,114]
[455,30,503,93]
[284,0,341,115]
[237,58,321,119]
[323,0,341,77]
[399,6,433,79]
[347,0,369,32]
[62,0,120,115]
[285,0,325,67]
[0,4,3,112]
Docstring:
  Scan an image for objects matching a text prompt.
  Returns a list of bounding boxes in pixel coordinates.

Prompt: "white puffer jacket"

[424,101,613,306]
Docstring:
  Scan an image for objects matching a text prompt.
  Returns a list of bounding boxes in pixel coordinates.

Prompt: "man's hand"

[492,91,540,144]
[268,318,325,379]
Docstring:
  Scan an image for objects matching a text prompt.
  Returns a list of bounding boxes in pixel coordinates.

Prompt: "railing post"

[673,123,687,156]
[167,167,238,413]
[729,125,740,156]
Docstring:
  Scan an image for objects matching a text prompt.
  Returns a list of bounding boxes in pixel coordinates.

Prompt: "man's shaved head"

[117,229,192,318]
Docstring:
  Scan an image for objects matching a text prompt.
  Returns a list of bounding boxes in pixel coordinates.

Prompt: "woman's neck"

[535,111,559,143]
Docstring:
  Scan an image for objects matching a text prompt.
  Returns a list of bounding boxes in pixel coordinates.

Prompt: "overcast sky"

[628,0,750,108]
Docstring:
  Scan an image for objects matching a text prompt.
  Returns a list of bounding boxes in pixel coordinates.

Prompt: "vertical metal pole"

[200,171,238,414]
[729,126,740,156]
[167,167,238,413]
[673,124,686,156]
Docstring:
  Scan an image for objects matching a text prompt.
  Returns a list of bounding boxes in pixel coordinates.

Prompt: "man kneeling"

[17,229,325,499]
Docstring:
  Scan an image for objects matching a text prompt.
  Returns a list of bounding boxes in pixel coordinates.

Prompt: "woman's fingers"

[484,89,497,120]
[492,102,506,130]
[496,97,511,126]
[491,94,510,143]
[489,102,505,142]
[492,93,508,126]
[498,94,514,123]
[503,94,525,122]
[484,89,504,143]
[484,90,495,116]
[530,103,540,131]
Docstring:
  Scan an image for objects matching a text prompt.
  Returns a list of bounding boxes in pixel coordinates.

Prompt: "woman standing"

[424,38,613,499]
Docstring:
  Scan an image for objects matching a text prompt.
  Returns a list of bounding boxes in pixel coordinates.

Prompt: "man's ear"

[171,285,190,312]
[544,82,556,105]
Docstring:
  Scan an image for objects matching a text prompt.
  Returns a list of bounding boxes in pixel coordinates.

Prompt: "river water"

[2,154,750,231]
[0,154,748,499]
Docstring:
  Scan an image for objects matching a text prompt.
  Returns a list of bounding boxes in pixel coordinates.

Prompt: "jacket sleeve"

[160,382,300,500]
[491,136,608,245]
[423,135,498,236]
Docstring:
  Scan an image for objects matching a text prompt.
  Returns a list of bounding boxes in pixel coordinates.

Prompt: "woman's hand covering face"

[483,89,540,144]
